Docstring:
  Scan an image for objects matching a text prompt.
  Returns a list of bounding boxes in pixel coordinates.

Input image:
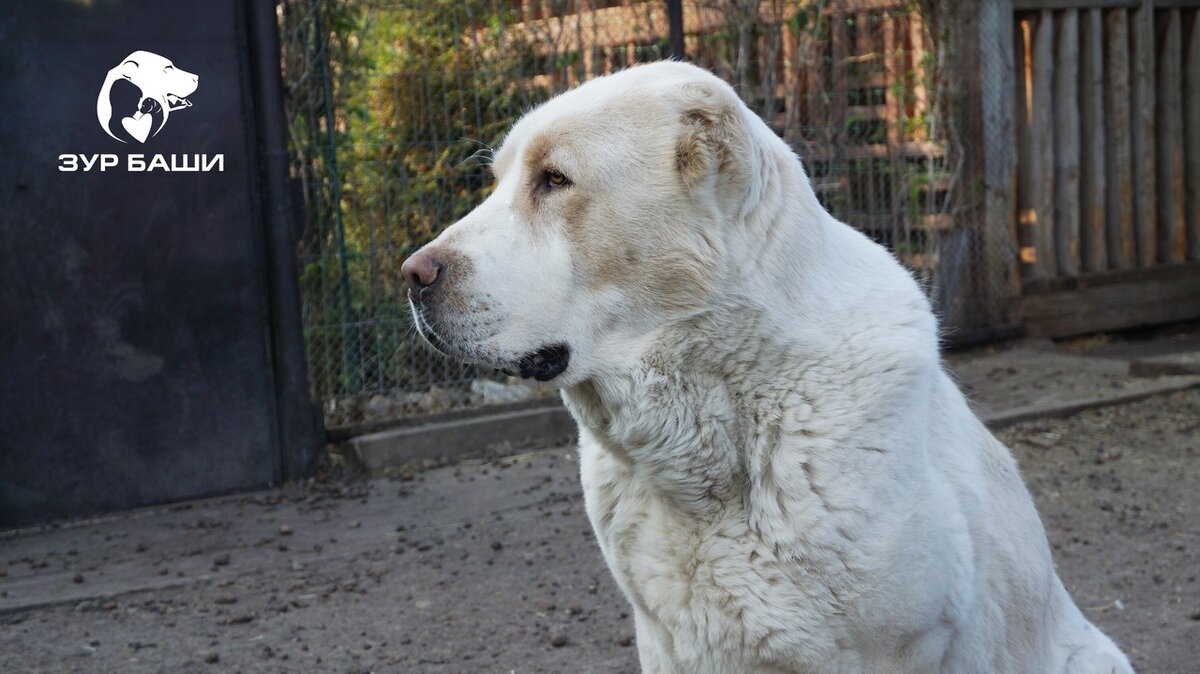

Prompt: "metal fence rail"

[281,0,995,428]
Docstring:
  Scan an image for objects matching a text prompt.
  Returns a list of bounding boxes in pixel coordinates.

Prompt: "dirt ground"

[995,390,1200,672]
[0,385,1196,673]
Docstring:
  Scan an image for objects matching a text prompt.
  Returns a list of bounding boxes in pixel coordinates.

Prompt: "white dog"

[401,61,1134,673]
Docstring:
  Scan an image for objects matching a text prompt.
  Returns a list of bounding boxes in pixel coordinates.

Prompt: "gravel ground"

[996,389,1200,673]
[2,389,1197,673]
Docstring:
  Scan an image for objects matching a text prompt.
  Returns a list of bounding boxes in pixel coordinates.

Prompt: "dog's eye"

[544,169,570,189]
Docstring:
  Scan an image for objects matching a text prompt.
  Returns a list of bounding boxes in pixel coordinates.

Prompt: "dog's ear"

[118,60,140,81]
[673,83,749,189]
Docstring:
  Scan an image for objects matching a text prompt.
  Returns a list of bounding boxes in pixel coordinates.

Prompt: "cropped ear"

[673,83,747,188]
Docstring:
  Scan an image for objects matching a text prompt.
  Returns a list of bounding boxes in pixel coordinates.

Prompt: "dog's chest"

[578,436,843,669]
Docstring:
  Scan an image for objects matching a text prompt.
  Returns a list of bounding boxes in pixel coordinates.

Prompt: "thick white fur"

[407,62,1134,673]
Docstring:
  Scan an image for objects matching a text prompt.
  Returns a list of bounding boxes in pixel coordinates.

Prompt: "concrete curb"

[348,404,576,471]
[982,377,1200,429]
[1129,351,1200,377]
[346,376,1200,470]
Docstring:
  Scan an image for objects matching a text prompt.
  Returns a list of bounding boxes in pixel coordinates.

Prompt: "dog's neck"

[562,137,941,516]
[562,305,811,516]
[564,293,938,524]
[564,244,940,520]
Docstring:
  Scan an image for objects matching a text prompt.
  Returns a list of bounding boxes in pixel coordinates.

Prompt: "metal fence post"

[668,0,685,60]
[311,0,360,393]
[247,0,325,478]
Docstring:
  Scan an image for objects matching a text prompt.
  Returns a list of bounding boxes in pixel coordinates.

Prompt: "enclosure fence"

[280,0,1010,428]
[1012,2,1200,278]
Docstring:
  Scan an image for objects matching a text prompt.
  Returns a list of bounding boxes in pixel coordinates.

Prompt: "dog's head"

[402,62,756,385]
[97,50,199,143]
[120,50,198,105]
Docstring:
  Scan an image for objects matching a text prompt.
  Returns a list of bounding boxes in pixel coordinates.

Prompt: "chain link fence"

[280,0,996,429]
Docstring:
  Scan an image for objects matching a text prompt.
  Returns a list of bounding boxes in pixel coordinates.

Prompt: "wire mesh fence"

[280,0,997,428]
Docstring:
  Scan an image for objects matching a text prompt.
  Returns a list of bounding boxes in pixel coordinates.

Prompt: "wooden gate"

[985,0,1200,336]
[0,0,322,527]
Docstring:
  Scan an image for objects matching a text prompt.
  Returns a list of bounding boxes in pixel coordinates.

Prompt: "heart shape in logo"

[121,114,152,143]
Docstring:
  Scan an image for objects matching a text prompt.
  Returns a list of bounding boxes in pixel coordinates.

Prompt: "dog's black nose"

[401,248,446,292]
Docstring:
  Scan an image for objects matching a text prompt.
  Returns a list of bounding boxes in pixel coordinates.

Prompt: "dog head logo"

[96,50,198,144]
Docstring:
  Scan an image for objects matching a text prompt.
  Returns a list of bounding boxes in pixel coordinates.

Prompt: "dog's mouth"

[409,302,459,359]
[166,94,192,108]
[410,300,570,382]
[516,344,570,382]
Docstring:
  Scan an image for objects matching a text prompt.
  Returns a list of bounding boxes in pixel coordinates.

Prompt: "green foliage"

[283,0,560,399]
[342,1,549,256]
[280,0,978,402]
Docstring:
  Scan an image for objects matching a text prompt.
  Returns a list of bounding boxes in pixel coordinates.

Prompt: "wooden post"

[581,3,595,81]
[1079,7,1107,273]
[1016,16,1035,277]
[978,0,1019,326]
[1031,10,1057,279]
[908,12,928,142]
[883,12,902,146]
[1053,10,1081,277]
[1131,0,1157,267]
[857,10,876,219]
[782,12,798,141]
[1185,9,1200,260]
[831,4,850,216]
[1156,8,1186,264]
[1103,8,1137,269]
[806,17,829,138]
[832,7,849,148]
[883,10,903,242]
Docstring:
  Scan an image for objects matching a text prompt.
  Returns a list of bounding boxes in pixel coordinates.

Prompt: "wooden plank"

[1103,8,1138,268]
[831,7,849,151]
[979,0,1020,320]
[1131,0,1158,266]
[856,10,876,218]
[1156,8,1187,263]
[908,12,928,141]
[882,11,903,238]
[1016,17,1036,278]
[1054,10,1082,276]
[855,11,874,71]
[1185,9,1200,260]
[822,0,908,12]
[781,12,799,141]
[1014,0,1137,9]
[1031,10,1058,278]
[1016,263,1200,337]
[801,140,945,162]
[1080,8,1108,272]
[1023,257,1200,292]
[883,13,902,145]
[804,20,829,136]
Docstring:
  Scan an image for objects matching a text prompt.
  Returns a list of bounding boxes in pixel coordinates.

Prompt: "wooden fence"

[977,0,1200,336]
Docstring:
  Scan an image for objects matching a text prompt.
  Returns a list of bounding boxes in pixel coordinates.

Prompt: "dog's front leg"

[634,609,681,674]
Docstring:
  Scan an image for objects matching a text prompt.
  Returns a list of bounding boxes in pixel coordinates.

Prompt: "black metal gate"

[0,0,321,527]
